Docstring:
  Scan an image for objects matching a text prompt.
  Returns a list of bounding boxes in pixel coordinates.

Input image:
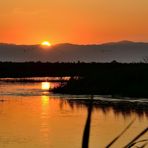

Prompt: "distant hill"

[0,41,148,62]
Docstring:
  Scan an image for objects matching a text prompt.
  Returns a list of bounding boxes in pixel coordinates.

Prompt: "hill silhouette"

[0,41,148,62]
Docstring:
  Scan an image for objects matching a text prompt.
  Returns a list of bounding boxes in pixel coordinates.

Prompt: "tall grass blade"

[128,139,148,147]
[139,142,148,148]
[105,119,135,148]
[124,127,148,148]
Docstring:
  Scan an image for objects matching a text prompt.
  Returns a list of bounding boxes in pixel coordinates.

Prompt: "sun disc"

[41,41,51,46]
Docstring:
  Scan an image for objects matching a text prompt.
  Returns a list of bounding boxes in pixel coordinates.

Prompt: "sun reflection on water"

[41,96,49,106]
[40,95,50,145]
[41,82,50,90]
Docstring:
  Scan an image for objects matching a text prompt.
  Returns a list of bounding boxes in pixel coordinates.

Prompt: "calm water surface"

[0,81,147,148]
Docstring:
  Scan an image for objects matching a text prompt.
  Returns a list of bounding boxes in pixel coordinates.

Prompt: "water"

[0,81,147,148]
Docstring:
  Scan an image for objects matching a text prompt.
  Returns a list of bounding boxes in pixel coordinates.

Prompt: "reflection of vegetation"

[66,99,148,118]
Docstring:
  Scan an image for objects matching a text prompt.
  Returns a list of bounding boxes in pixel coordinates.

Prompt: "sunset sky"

[0,0,148,45]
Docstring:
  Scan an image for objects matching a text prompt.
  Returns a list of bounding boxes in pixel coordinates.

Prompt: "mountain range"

[0,41,148,63]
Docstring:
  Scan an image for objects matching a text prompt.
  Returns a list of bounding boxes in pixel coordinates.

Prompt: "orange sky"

[0,0,148,45]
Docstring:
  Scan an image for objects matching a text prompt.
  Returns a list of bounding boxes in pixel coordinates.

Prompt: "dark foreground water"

[0,80,147,148]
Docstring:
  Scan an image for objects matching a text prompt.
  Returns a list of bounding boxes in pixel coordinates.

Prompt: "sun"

[41,41,51,47]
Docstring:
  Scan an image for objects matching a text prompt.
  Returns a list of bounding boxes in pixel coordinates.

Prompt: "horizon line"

[0,40,148,46]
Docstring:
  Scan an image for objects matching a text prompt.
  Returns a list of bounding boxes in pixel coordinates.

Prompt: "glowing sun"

[41,41,51,47]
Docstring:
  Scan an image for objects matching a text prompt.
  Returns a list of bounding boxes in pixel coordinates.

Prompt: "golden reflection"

[41,96,49,106]
[41,82,50,90]
[40,96,50,145]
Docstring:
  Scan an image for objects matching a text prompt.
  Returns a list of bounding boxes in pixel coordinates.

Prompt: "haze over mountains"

[0,41,148,63]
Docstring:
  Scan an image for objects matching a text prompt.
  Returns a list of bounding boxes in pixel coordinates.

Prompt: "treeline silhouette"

[1,61,148,77]
[1,61,148,97]
[0,61,113,77]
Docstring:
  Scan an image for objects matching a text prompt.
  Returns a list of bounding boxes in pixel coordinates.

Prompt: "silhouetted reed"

[106,119,135,148]
[123,127,148,148]
[58,98,148,147]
